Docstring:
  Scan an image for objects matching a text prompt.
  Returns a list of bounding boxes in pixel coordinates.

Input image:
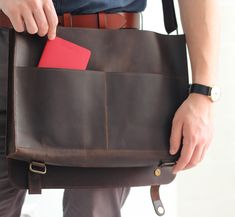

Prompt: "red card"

[38,36,91,70]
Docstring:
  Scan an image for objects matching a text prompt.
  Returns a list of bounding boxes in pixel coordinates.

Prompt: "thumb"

[169,118,183,155]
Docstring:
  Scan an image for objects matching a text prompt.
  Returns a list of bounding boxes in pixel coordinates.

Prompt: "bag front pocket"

[7,66,188,167]
[8,66,107,164]
[106,71,188,160]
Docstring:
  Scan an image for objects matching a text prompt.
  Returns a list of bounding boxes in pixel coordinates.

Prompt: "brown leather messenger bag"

[0,0,189,215]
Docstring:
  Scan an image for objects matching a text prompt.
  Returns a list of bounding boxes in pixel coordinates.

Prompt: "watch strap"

[189,83,211,96]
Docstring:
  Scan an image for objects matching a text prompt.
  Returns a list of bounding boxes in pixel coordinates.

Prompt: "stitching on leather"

[104,72,109,149]
[10,30,16,155]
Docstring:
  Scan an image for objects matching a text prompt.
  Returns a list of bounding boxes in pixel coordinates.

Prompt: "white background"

[21,0,235,217]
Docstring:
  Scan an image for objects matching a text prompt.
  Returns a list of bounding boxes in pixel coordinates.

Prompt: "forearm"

[178,0,220,86]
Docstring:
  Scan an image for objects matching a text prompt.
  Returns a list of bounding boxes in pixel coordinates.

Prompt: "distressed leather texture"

[7,27,188,166]
[1,24,188,188]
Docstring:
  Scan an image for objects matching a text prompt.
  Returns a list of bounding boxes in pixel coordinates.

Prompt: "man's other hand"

[170,93,213,174]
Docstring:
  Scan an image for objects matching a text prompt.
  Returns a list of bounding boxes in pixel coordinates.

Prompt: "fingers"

[22,9,38,34]
[172,137,196,174]
[8,13,25,32]
[183,144,204,170]
[1,0,58,39]
[200,144,209,162]
[32,7,49,37]
[2,4,25,32]
[43,2,58,40]
[169,117,183,155]
[172,124,211,174]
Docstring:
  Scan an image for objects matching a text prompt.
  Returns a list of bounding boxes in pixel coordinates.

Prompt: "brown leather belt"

[0,10,140,29]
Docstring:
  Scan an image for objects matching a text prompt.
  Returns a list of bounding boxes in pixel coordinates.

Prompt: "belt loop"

[98,12,128,29]
[98,12,107,29]
[63,13,73,27]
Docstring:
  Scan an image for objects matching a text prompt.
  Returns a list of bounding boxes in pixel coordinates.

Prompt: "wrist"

[188,83,221,102]
[188,92,213,105]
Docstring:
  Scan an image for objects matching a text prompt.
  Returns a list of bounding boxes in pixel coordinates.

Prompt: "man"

[0,0,220,216]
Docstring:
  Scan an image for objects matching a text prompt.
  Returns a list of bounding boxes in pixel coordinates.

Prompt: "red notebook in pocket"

[38,36,91,70]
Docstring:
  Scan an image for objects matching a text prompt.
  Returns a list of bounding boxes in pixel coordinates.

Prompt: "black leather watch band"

[188,83,211,96]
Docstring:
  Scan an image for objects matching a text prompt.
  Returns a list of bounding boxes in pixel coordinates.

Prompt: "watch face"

[210,86,221,102]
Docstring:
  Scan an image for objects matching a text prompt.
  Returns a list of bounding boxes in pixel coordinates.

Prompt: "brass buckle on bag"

[29,161,47,175]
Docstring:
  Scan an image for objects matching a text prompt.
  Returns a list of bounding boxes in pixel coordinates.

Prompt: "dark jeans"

[0,33,130,217]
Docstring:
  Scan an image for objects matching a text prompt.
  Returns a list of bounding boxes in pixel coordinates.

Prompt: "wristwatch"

[188,83,221,102]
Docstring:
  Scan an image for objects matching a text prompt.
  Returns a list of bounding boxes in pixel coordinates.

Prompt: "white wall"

[176,1,235,217]
[21,0,234,217]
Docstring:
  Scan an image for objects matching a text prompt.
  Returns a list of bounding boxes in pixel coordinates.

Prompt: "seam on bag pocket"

[104,71,109,149]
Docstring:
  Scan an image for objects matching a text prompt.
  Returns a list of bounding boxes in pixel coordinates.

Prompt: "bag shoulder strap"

[162,0,178,34]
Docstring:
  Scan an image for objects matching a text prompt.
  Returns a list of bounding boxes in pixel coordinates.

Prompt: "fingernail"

[170,148,176,155]
[48,34,55,40]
